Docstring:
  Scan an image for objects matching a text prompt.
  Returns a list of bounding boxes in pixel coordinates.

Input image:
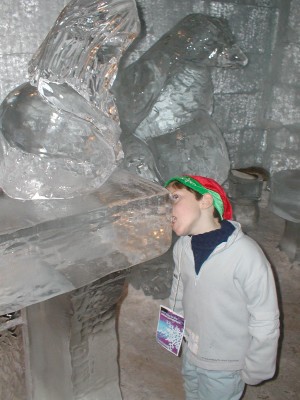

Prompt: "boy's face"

[167,184,203,236]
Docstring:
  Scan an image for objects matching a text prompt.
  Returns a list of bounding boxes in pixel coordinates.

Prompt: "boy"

[164,175,280,400]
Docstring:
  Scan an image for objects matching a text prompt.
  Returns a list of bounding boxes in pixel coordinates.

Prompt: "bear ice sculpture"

[114,14,248,184]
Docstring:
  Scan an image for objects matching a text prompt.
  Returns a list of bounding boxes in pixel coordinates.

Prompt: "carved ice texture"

[23,274,128,400]
[0,169,171,314]
[0,0,140,199]
[269,169,300,224]
[114,14,248,184]
[269,169,300,262]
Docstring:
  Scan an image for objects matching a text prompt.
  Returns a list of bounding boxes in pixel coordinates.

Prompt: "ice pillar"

[24,274,126,400]
[269,169,300,262]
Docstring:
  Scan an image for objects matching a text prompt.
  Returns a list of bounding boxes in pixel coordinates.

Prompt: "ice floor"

[118,197,300,400]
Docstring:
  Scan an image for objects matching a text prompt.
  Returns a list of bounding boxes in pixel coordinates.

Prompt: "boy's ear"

[200,193,214,210]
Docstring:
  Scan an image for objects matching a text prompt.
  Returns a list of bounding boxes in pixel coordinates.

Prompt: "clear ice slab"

[0,169,172,315]
[0,0,140,199]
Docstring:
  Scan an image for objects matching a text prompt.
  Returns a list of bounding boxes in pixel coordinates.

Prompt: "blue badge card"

[156,305,185,356]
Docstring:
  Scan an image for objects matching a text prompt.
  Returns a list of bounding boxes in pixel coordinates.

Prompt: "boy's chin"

[172,227,188,237]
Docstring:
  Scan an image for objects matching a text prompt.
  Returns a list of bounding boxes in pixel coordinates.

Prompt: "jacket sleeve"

[239,258,280,385]
[169,239,184,317]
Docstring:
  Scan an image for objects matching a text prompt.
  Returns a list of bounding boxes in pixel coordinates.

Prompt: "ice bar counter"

[0,169,172,400]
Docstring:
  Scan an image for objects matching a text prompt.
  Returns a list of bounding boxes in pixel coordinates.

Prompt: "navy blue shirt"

[191,220,235,275]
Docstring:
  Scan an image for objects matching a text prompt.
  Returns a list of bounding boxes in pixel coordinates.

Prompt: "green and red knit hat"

[164,175,233,220]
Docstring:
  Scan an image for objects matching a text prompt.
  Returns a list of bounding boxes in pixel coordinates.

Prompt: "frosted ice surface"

[269,169,300,223]
[119,135,163,183]
[25,276,126,400]
[114,14,247,184]
[115,14,247,135]
[0,317,25,399]
[134,68,214,141]
[0,169,172,314]
[148,112,231,184]
[0,0,140,199]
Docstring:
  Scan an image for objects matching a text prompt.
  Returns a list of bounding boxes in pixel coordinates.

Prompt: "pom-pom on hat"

[164,175,233,220]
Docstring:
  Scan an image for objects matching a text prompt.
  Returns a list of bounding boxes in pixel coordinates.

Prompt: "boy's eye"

[169,193,179,202]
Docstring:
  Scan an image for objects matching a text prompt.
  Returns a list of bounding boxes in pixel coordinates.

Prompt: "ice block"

[0,169,172,315]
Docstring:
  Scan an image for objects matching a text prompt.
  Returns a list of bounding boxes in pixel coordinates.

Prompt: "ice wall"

[0,0,68,99]
[264,0,300,173]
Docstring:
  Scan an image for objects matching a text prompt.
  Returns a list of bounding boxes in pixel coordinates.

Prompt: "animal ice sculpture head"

[163,13,248,68]
[0,0,140,199]
[114,13,248,136]
[29,0,140,115]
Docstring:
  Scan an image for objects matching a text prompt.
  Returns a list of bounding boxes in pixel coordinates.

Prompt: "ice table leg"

[269,169,300,262]
[24,272,127,400]
[279,221,300,263]
[228,168,265,231]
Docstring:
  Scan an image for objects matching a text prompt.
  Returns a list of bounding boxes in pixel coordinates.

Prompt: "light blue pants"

[182,354,245,400]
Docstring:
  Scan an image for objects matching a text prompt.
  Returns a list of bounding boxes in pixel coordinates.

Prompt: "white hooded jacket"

[169,221,280,385]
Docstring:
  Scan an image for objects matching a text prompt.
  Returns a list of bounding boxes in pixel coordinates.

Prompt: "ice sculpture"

[0,0,140,199]
[269,169,300,262]
[0,1,173,398]
[114,14,248,184]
